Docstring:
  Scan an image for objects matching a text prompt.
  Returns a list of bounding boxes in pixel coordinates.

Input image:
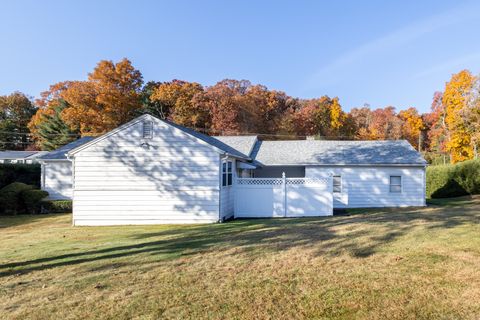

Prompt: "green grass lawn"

[1,197,480,320]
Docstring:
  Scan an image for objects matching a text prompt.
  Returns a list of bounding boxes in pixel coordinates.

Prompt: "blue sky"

[1,0,479,112]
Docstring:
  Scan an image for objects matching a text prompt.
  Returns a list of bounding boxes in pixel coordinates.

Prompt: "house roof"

[0,151,46,160]
[212,136,258,159]
[39,137,95,160]
[250,140,427,166]
[162,119,252,159]
[58,114,426,166]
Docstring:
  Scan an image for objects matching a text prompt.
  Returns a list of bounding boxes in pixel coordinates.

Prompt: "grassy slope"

[1,197,480,320]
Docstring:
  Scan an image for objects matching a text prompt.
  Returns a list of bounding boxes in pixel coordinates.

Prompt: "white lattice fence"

[236,178,283,185]
[234,176,333,218]
[285,178,329,185]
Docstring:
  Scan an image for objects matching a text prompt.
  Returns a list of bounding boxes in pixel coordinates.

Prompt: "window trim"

[333,175,342,193]
[222,160,233,187]
[389,175,402,193]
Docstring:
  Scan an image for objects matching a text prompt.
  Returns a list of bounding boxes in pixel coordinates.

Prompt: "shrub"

[427,159,480,198]
[0,163,41,189]
[0,182,35,215]
[41,200,72,213]
[22,189,49,214]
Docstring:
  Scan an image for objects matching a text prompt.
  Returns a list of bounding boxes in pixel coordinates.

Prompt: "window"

[390,176,402,193]
[143,121,153,139]
[333,175,342,193]
[222,161,233,187]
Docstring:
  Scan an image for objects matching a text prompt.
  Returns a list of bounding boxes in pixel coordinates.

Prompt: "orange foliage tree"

[61,58,143,135]
[291,96,350,138]
[424,91,448,154]
[150,80,209,129]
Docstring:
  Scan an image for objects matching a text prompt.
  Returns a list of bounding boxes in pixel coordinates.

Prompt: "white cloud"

[413,52,480,79]
[306,2,480,88]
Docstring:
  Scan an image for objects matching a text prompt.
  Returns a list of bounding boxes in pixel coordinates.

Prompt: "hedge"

[22,189,49,214]
[41,200,72,213]
[0,182,35,215]
[0,163,41,189]
[426,159,480,198]
[0,182,50,215]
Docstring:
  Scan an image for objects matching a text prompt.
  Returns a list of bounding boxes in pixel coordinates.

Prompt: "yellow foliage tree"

[398,107,424,149]
[442,70,475,163]
[330,98,345,130]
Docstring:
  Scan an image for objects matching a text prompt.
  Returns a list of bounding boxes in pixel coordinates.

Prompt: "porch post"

[282,172,287,217]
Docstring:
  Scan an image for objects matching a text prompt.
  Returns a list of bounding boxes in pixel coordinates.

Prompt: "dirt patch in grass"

[1,198,480,319]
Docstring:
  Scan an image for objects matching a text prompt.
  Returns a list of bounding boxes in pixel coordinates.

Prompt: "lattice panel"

[237,178,283,185]
[237,178,329,185]
[286,178,329,185]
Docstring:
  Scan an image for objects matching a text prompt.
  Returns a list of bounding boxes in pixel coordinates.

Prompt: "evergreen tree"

[37,101,79,151]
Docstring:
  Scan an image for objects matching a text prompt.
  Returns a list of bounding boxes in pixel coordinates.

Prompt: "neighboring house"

[0,151,48,164]
[38,137,94,200]
[41,114,427,226]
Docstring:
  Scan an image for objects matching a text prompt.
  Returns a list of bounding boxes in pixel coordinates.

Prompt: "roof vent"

[143,121,153,139]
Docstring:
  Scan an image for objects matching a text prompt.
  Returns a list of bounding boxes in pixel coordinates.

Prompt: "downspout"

[423,165,427,206]
[66,154,75,226]
[40,161,45,190]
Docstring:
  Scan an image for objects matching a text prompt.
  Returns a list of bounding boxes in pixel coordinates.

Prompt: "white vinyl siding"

[72,118,221,225]
[41,161,73,200]
[306,166,425,208]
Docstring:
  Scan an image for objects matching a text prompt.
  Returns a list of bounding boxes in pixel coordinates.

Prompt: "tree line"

[0,58,479,164]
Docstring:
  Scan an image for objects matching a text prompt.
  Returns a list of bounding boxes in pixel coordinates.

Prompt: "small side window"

[143,121,153,139]
[333,175,342,193]
[390,176,402,193]
[222,161,233,187]
[222,162,227,187]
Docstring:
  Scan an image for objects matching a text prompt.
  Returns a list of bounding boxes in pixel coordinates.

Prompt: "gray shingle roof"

[212,136,257,158]
[162,119,252,159]
[0,151,44,160]
[250,140,426,166]
[39,137,95,160]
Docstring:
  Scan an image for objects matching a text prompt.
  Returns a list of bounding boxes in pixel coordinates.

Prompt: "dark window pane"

[389,176,401,193]
[333,175,341,193]
[227,173,232,186]
[390,176,401,185]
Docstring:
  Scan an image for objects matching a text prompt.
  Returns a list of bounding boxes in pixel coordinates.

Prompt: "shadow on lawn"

[1,199,479,277]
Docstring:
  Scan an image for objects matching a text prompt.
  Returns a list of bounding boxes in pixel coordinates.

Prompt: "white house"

[40,114,427,226]
[38,137,94,200]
